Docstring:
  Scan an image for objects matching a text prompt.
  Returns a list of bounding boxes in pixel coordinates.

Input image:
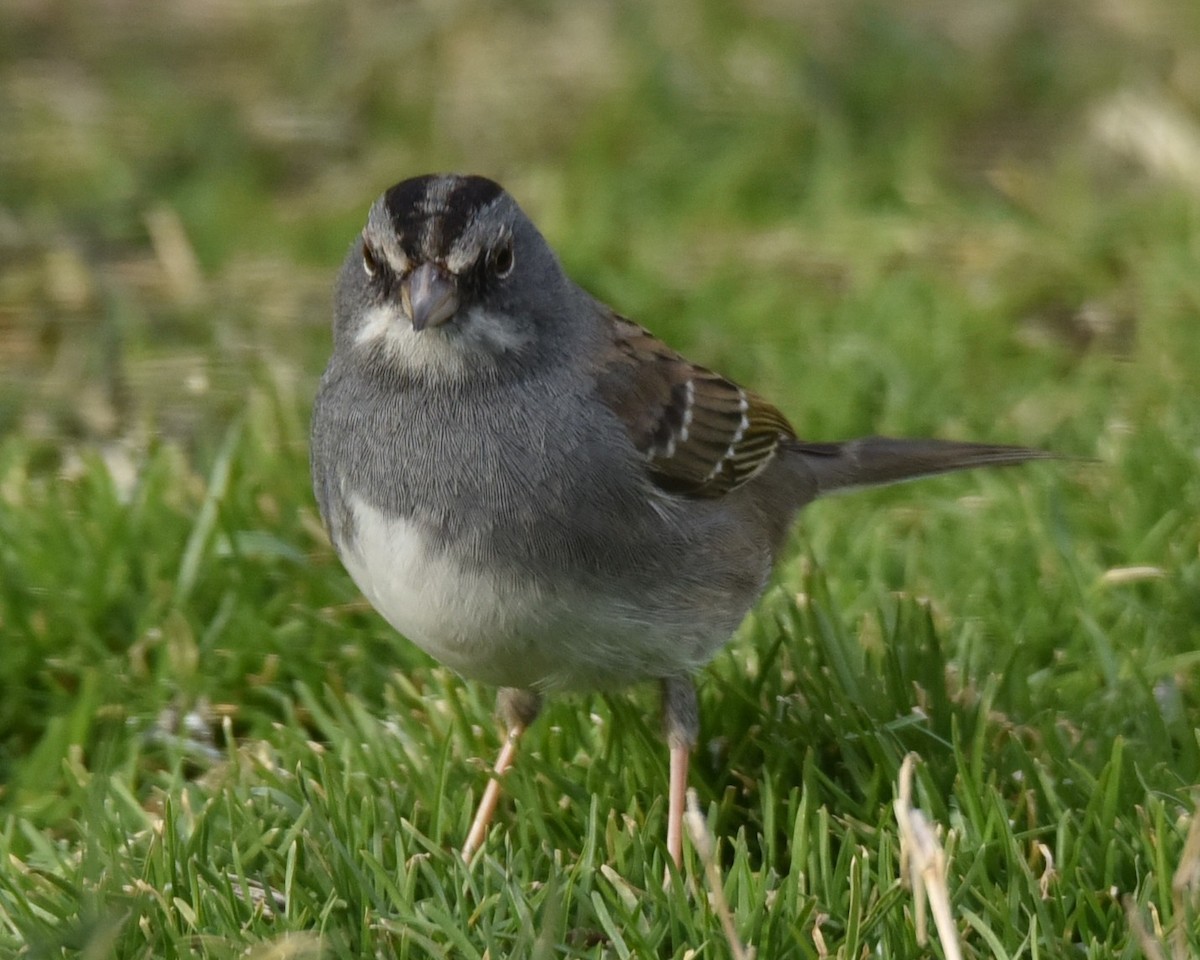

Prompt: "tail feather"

[786,436,1055,497]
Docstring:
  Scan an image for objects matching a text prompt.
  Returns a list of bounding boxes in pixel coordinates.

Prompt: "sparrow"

[310,173,1051,868]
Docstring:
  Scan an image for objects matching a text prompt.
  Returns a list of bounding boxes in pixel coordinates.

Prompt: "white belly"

[339,493,551,685]
[338,493,727,691]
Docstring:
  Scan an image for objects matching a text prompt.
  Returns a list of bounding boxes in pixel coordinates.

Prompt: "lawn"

[1,1,1199,957]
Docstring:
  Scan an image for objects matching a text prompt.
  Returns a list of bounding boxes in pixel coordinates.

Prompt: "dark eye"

[361,242,380,278]
[491,240,514,279]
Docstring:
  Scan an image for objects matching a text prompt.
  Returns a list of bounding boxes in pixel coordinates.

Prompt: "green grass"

[2,1,1200,957]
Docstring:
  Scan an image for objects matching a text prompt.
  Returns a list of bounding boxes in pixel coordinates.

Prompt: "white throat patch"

[353,304,530,380]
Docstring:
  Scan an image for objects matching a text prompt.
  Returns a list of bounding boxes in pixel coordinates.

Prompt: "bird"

[309,173,1052,869]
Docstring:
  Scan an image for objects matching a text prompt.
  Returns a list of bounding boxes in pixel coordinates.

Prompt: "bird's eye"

[362,243,379,278]
[491,240,514,279]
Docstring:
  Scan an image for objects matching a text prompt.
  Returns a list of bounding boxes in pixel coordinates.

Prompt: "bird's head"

[335,174,571,380]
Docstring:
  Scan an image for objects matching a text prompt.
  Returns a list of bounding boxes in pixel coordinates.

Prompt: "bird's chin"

[353,303,530,381]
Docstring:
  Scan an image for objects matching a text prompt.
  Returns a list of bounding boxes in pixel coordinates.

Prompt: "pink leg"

[661,677,699,877]
[666,741,690,869]
[461,687,541,862]
[462,724,525,861]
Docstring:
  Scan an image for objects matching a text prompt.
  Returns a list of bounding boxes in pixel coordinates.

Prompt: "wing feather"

[595,315,796,497]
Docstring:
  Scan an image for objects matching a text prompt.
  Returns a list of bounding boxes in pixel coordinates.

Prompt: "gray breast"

[313,358,666,577]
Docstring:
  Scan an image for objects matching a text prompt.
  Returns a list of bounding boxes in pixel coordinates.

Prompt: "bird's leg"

[462,687,542,862]
[661,676,700,873]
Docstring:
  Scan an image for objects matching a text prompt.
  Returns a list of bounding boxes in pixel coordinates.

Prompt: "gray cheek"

[459,306,534,357]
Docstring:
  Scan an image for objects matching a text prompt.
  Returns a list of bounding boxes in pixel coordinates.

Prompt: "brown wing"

[595,315,796,498]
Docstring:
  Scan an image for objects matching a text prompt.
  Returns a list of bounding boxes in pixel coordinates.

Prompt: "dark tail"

[786,436,1056,497]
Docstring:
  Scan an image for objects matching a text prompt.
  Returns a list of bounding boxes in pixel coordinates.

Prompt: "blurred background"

[6,0,1200,802]
[2,0,1197,460]
[3,0,1200,953]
